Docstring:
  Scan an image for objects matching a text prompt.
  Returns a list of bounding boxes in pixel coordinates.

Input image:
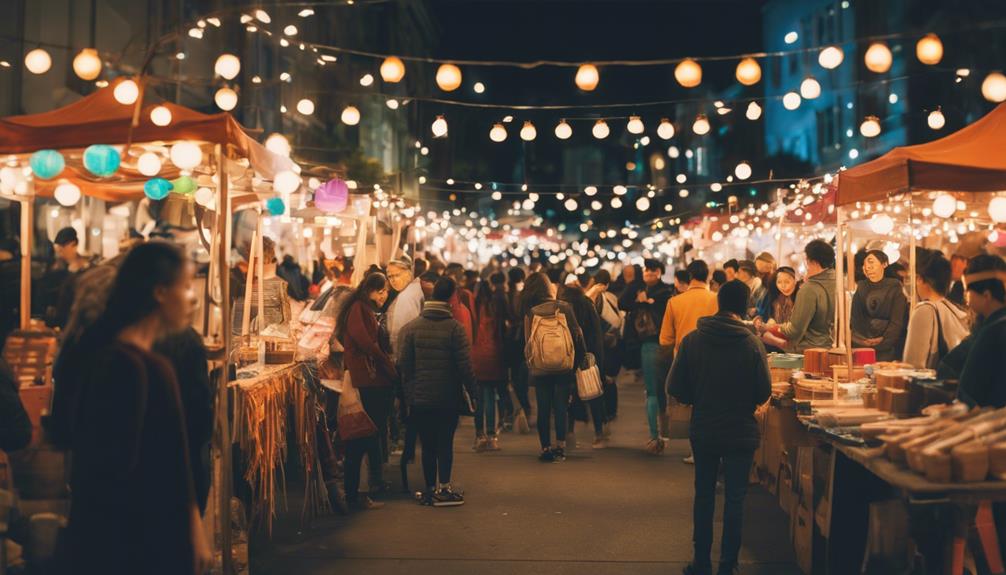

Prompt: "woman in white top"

[903,253,971,369]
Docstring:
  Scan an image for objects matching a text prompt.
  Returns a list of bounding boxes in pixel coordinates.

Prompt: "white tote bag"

[576,353,604,401]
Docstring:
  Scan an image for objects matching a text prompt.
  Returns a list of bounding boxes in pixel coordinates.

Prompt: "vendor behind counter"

[232,237,291,337]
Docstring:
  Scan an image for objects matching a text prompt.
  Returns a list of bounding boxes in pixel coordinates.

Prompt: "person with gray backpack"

[520,272,586,462]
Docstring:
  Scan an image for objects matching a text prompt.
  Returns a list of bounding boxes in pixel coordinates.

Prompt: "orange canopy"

[837,103,1006,206]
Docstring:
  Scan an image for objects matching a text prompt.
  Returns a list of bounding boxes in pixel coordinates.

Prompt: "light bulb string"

[415,175,826,195]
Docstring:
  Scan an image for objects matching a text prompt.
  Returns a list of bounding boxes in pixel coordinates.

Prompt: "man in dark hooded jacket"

[668,280,771,575]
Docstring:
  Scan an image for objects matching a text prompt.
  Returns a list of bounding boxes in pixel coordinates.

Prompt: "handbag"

[576,353,604,401]
[633,305,658,339]
[337,371,378,441]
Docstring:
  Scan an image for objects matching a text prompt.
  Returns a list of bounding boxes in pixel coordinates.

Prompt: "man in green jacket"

[759,240,836,352]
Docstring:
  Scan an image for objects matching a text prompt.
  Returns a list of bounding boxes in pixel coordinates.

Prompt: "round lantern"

[800,77,821,99]
[137,152,161,176]
[73,48,102,80]
[273,170,301,194]
[864,42,892,73]
[916,34,943,65]
[592,120,610,139]
[315,178,349,213]
[575,64,599,91]
[735,57,761,86]
[194,187,214,207]
[783,91,802,110]
[83,144,120,177]
[489,123,507,142]
[818,46,844,70]
[214,87,238,111]
[870,214,894,235]
[380,56,405,83]
[746,102,762,120]
[860,116,881,138]
[24,48,52,75]
[144,178,173,200]
[54,181,81,207]
[932,194,956,218]
[172,175,197,195]
[657,118,675,140]
[927,109,946,130]
[150,105,172,126]
[341,105,360,126]
[674,58,702,88]
[214,54,241,80]
[626,116,644,135]
[436,64,462,92]
[735,162,752,180]
[520,121,537,141]
[29,150,65,180]
[987,197,1006,223]
[554,120,572,140]
[982,72,1006,103]
[170,142,202,170]
[264,134,291,157]
[114,79,139,105]
[265,197,286,216]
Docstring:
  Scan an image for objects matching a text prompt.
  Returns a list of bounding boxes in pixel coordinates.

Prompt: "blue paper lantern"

[83,144,120,177]
[29,150,65,180]
[144,178,173,200]
[265,197,285,216]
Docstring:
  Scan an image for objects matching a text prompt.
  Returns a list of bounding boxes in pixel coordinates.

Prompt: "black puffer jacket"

[667,313,771,450]
[398,301,476,410]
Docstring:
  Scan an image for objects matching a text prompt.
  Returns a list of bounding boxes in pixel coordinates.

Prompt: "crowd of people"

[1,221,1005,575]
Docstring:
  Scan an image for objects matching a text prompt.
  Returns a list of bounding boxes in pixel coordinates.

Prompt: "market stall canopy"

[838,103,1006,206]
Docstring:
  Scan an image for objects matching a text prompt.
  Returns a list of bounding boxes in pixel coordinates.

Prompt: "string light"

[933,194,956,218]
[860,116,881,138]
[592,120,610,139]
[436,64,462,91]
[783,91,801,110]
[735,161,752,180]
[214,54,241,80]
[520,121,537,141]
[627,116,645,134]
[489,123,507,142]
[214,87,238,111]
[735,57,761,86]
[674,58,702,88]
[72,48,102,80]
[137,152,162,176]
[564,198,578,211]
[657,118,675,140]
[432,115,448,138]
[170,141,202,170]
[150,105,172,126]
[575,64,599,91]
[297,98,315,115]
[692,114,710,135]
[982,72,1006,103]
[636,197,650,211]
[380,56,405,83]
[988,197,1006,223]
[745,102,762,120]
[864,42,892,73]
[927,109,945,130]
[360,74,374,86]
[800,77,821,99]
[24,48,51,74]
[113,78,139,105]
[473,82,486,94]
[916,33,943,65]
[554,120,572,139]
[584,186,598,196]
[818,46,844,69]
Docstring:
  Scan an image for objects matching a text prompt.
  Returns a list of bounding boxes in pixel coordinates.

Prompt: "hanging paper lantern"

[341,105,360,126]
[927,109,946,130]
[114,79,140,105]
[314,178,349,213]
[214,54,241,80]
[674,58,702,88]
[554,120,572,140]
[150,105,172,126]
[818,46,844,69]
[265,197,286,216]
[988,197,1006,223]
[436,64,462,91]
[380,56,405,83]
[800,77,821,99]
[489,123,507,142]
[982,72,1006,103]
[172,175,197,195]
[864,42,892,73]
[932,194,956,218]
[273,170,301,194]
[657,118,675,140]
[194,187,214,207]
[916,34,943,65]
[735,57,761,86]
[575,64,599,91]
[136,152,161,177]
[264,133,291,157]
[73,48,102,80]
[83,144,120,177]
[869,214,894,235]
[626,116,645,135]
[24,48,51,75]
[170,142,202,170]
[214,87,238,111]
[144,178,173,200]
[54,181,81,207]
[29,150,64,180]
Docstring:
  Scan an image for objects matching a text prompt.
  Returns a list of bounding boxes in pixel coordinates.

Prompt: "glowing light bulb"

[296,98,315,115]
[214,87,238,111]
[860,116,881,138]
[636,197,650,211]
[692,114,710,135]
[341,105,360,125]
[436,64,462,92]
[626,116,644,135]
[657,118,675,140]
[113,78,139,105]
[675,58,702,88]
[800,77,821,99]
[735,57,761,86]
[818,46,844,69]
[916,33,943,65]
[592,120,609,139]
[783,92,802,110]
[520,121,537,141]
[24,48,51,74]
[735,162,752,180]
[982,72,1006,103]
[72,48,101,80]
[214,54,241,80]
[380,56,405,83]
[432,115,448,138]
[554,120,572,140]
[864,42,892,73]
[746,102,762,120]
[575,64,599,91]
[489,123,507,142]
[265,134,291,157]
[933,194,956,218]
[137,152,162,177]
[150,105,172,126]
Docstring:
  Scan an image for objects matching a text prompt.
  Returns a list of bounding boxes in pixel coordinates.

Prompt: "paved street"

[252,373,802,575]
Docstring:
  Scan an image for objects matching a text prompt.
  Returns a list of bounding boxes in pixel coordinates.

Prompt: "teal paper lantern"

[171,175,196,195]
[83,144,120,177]
[265,197,285,216]
[144,178,173,200]
[29,150,65,180]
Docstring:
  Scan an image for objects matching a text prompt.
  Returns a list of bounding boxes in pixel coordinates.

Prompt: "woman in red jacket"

[471,272,509,452]
[335,272,398,510]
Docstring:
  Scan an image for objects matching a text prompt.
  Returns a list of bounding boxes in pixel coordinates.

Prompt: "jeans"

[691,443,756,570]
[411,406,459,489]
[344,386,392,500]
[532,377,570,449]
[474,381,502,437]
[509,363,532,415]
[641,342,667,440]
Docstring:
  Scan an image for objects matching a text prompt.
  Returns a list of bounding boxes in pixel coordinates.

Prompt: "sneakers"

[683,454,695,464]
[538,448,555,462]
[417,491,433,506]
[473,436,488,452]
[433,486,465,507]
[592,435,607,449]
[348,496,384,511]
[645,438,664,455]
[551,446,566,462]
[515,409,531,434]
[486,436,501,451]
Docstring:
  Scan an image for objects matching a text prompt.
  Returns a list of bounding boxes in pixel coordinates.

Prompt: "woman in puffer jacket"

[471,272,509,452]
[560,284,608,449]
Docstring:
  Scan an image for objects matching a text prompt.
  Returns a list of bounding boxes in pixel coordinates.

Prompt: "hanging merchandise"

[144,178,173,200]
[83,144,121,177]
[29,150,64,180]
[172,175,197,195]
[315,178,350,213]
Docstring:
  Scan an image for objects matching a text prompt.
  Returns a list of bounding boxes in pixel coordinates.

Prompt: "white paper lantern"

[436,64,462,92]
[982,72,1006,103]
[636,197,650,211]
[592,120,610,139]
[214,54,241,80]
[735,57,761,86]
[273,170,300,194]
[24,48,52,75]
[341,106,360,126]
[194,187,215,207]
[626,116,644,135]
[735,162,752,180]
[692,114,710,135]
[860,116,881,138]
[800,77,821,99]
[674,58,702,88]
[988,197,1006,223]
[932,194,956,218]
[916,34,943,65]
[432,115,448,138]
[746,102,762,120]
[554,120,572,140]
[520,121,537,141]
[73,48,102,80]
[864,42,892,73]
[818,46,844,70]
[657,118,675,140]
[137,152,162,177]
[296,98,315,115]
[869,214,894,235]
[54,181,81,207]
[214,87,238,111]
[489,123,507,142]
[170,141,203,170]
[783,91,801,110]
[380,56,405,83]
[150,105,172,126]
[264,134,291,157]
[112,78,140,105]
[568,63,598,93]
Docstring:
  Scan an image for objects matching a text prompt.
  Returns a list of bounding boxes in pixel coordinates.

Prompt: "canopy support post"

[19,193,33,330]
[214,144,234,575]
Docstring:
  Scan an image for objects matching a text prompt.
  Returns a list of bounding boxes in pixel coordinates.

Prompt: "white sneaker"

[683,454,695,464]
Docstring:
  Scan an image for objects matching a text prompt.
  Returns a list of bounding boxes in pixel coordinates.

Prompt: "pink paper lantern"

[314,178,349,213]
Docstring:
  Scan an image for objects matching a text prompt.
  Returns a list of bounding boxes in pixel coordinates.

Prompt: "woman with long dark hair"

[755,266,800,325]
[336,271,397,510]
[521,272,586,462]
[471,272,509,451]
[64,242,211,575]
[560,284,608,448]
